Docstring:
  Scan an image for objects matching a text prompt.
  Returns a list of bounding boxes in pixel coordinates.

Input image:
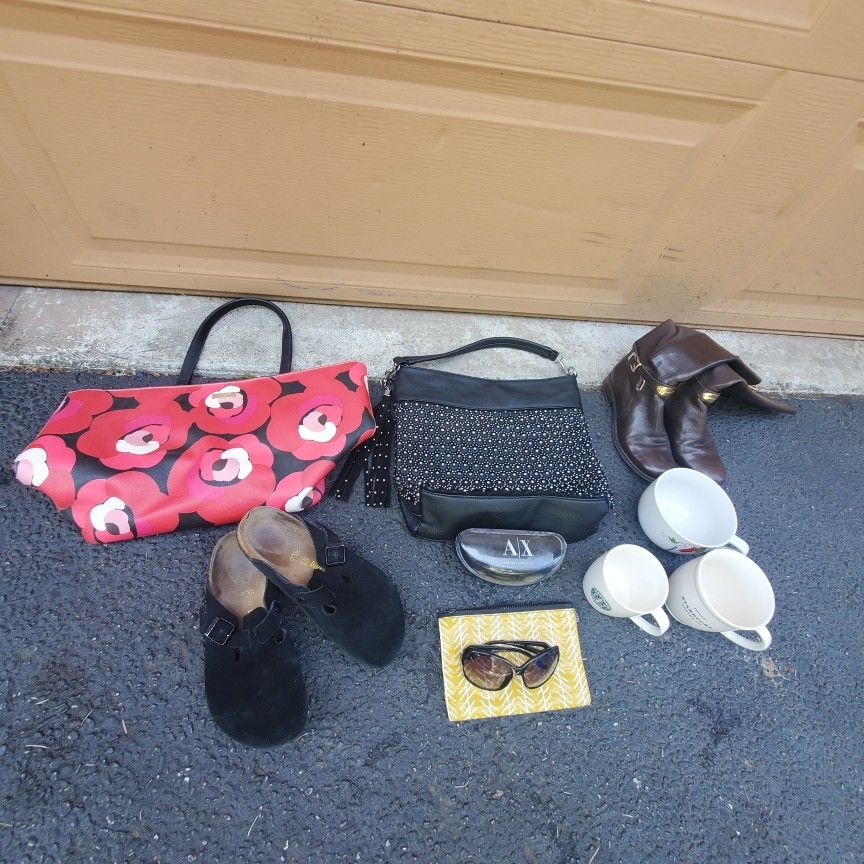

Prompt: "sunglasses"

[461,640,560,691]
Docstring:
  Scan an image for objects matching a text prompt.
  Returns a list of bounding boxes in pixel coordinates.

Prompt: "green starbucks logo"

[590,587,612,612]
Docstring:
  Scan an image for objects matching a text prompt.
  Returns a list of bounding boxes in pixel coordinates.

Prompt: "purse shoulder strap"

[177,298,293,385]
[334,337,566,508]
[393,337,559,369]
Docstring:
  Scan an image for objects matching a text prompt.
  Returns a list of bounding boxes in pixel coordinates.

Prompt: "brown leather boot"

[664,362,796,484]
[602,320,740,481]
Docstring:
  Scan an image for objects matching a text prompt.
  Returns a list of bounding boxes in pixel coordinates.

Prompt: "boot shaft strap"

[695,364,796,413]
[627,350,676,399]
[634,324,741,386]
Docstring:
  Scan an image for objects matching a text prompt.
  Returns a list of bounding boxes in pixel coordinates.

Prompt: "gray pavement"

[3,286,864,395]
[1,370,862,864]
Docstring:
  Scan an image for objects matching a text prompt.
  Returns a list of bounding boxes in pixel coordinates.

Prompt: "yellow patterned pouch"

[438,604,590,722]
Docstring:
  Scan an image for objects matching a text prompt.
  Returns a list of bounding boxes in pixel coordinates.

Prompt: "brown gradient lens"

[462,650,513,690]
[522,647,559,688]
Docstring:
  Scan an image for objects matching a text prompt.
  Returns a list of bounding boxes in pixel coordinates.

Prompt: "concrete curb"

[1,285,862,394]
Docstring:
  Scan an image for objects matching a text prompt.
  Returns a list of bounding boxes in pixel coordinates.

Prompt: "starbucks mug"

[582,544,670,636]
[665,549,775,651]
[638,467,749,555]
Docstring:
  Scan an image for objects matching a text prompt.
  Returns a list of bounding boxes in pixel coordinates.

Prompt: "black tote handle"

[393,337,559,369]
[177,298,293,385]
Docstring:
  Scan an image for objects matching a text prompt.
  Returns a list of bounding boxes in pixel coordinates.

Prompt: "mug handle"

[721,626,772,651]
[629,607,670,637]
[726,535,750,555]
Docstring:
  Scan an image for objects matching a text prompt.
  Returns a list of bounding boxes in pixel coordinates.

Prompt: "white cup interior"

[655,468,737,547]
[697,550,775,628]
[602,545,667,613]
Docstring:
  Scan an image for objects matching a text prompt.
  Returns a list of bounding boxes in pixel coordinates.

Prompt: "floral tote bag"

[13,298,376,543]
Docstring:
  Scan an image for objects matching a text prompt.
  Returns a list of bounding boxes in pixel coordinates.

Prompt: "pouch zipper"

[439,601,578,621]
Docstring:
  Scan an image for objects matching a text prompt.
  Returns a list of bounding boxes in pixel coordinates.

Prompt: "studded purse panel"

[388,364,612,541]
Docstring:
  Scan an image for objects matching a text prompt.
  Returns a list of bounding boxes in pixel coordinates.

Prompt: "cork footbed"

[208,532,267,628]
[237,508,321,588]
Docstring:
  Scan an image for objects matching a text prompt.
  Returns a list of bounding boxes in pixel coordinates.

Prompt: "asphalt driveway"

[1,371,862,863]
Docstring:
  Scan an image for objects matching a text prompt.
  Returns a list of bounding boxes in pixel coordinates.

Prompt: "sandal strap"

[201,600,283,647]
[253,601,283,643]
[295,523,353,611]
[297,585,337,609]
[320,523,347,569]
[203,616,235,646]
[324,543,346,567]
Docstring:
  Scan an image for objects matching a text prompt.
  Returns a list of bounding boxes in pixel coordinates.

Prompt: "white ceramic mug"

[638,467,749,555]
[582,544,670,636]
[666,549,774,651]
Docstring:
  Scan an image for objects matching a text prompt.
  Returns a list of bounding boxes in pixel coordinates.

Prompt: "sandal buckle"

[204,616,235,646]
[324,544,346,567]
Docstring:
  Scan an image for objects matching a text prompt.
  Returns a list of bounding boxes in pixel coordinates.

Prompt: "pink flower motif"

[167,433,276,524]
[266,461,334,512]
[267,363,372,461]
[77,400,191,470]
[71,472,180,544]
[187,377,281,434]
[13,435,77,509]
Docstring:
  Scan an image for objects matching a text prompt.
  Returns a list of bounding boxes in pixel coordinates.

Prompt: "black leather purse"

[334,338,612,542]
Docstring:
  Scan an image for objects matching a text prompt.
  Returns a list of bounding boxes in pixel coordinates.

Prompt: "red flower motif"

[77,401,191,470]
[187,377,281,434]
[167,433,275,524]
[13,435,77,509]
[266,461,334,512]
[267,365,370,460]
[41,390,114,436]
[71,472,180,544]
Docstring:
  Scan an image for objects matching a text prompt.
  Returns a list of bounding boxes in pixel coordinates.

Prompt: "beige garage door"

[1,0,863,335]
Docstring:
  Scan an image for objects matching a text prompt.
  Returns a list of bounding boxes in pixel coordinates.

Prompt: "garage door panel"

[0,0,863,334]
[744,121,864,308]
[0,29,756,296]
[370,0,864,80]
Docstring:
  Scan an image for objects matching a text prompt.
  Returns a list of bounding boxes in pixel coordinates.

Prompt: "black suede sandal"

[200,532,307,747]
[236,507,405,667]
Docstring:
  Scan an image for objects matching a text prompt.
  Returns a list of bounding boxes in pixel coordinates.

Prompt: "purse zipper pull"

[362,365,399,507]
[332,363,400,503]
[335,365,398,506]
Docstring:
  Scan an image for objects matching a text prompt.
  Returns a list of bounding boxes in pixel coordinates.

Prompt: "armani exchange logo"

[502,538,533,557]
